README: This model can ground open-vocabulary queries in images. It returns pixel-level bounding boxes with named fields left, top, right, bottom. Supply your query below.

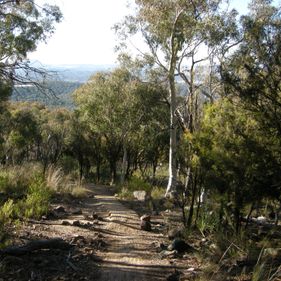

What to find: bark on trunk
left=110, top=161, right=117, bottom=186
left=166, top=75, right=177, bottom=196
left=120, top=145, right=127, bottom=185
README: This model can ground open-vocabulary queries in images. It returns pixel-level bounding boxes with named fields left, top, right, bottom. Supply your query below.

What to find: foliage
left=74, top=67, right=169, bottom=184
left=0, top=199, right=15, bottom=225
left=221, top=0, right=281, bottom=139
left=151, top=186, right=165, bottom=200
left=123, top=176, right=152, bottom=193
left=0, top=1, right=62, bottom=86
left=21, top=177, right=51, bottom=219
left=197, top=98, right=281, bottom=229
left=12, top=80, right=81, bottom=108
left=0, top=165, right=51, bottom=246
left=117, top=187, right=135, bottom=200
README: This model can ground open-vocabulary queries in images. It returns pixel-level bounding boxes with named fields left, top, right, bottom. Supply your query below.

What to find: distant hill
left=11, top=64, right=115, bottom=108
left=12, top=80, right=82, bottom=108
left=46, top=64, right=115, bottom=83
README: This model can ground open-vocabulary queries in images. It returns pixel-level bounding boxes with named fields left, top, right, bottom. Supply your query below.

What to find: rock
left=140, top=214, right=151, bottom=231
left=257, top=216, right=267, bottom=224
left=151, top=241, right=167, bottom=252
left=133, top=190, right=148, bottom=201
left=140, top=214, right=151, bottom=222
left=92, top=212, right=103, bottom=221
left=170, top=238, right=193, bottom=253
left=72, top=220, right=81, bottom=227
left=83, top=214, right=91, bottom=220
left=168, top=228, right=183, bottom=240
left=62, top=220, right=71, bottom=226
left=71, top=209, right=82, bottom=215
left=160, top=242, right=167, bottom=250
left=54, top=206, right=66, bottom=213
left=92, top=212, right=99, bottom=220
left=140, top=220, right=151, bottom=231
left=160, top=250, right=178, bottom=259
left=166, top=270, right=181, bottom=281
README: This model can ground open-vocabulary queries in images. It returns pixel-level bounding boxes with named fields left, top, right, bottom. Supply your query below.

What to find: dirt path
left=1, top=184, right=195, bottom=281
left=90, top=184, right=177, bottom=281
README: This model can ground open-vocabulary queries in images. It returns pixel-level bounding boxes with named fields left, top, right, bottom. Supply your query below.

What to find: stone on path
left=133, top=190, right=148, bottom=201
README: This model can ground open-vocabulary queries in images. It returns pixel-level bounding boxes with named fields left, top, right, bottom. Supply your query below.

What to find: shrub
left=118, top=187, right=135, bottom=200
left=151, top=186, right=165, bottom=200
left=22, top=177, right=52, bottom=219
left=0, top=199, right=15, bottom=224
left=71, top=185, right=88, bottom=198
left=125, top=176, right=152, bottom=192
left=45, top=165, right=64, bottom=192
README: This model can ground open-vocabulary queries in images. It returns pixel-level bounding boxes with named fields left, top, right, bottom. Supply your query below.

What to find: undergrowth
left=0, top=163, right=85, bottom=246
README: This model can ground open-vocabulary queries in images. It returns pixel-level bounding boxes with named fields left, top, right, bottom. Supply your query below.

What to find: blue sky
left=28, top=0, right=279, bottom=66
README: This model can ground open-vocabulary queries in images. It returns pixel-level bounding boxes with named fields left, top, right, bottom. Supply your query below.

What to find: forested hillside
left=11, top=64, right=114, bottom=108
left=0, top=0, right=281, bottom=280
left=12, top=81, right=80, bottom=108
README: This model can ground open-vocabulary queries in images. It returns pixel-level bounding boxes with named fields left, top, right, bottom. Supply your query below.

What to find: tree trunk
left=96, top=163, right=100, bottom=183
left=120, top=145, right=127, bottom=185
left=166, top=74, right=177, bottom=196
left=79, top=157, right=83, bottom=184
left=187, top=172, right=197, bottom=228
left=110, top=161, right=117, bottom=186
left=152, top=161, right=157, bottom=179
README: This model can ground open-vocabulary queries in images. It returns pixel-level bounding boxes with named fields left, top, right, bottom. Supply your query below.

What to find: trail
left=90, top=184, right=176, bottom=281
left=1, top=184, right=194, bottom=281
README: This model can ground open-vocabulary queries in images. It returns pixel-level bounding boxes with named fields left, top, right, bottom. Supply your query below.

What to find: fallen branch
left=0, top=238, right=72, bottom=256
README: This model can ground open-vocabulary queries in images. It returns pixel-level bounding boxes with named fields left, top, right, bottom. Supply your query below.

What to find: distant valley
left=12, top=64, right=115, bottom=108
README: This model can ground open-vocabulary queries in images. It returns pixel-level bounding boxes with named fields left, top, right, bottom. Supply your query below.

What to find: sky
left=28, top=0, right=278, bottom=66
left=29, top=0, right=131, bottom=65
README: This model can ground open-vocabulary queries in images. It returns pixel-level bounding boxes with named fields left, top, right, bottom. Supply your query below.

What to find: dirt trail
left=2, top=184, right=193, bottom=281
left=90, top=184, right=176, bottom=281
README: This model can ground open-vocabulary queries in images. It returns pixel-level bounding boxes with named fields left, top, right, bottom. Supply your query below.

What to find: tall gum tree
left=115, top=0, right=238, bottom=196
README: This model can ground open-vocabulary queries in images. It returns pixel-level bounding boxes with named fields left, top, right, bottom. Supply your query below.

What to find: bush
left=22, top=177, right=52, bottom=219
left=151, top=186, right=165, bottom=200
left=124, top=176, right=153, bottom=192
left=0, top=163, right=43, bottom=200
left=71, top=185, right=88, bottom=198
left=118, top=187, right=135, bottom=200
left=117, top=176, right=153, bottom=200
left=0, top=199, right=15, bottom=224
left=0, top=170, right=28, bottom=199
left=0, top=166, right=52, bottom=221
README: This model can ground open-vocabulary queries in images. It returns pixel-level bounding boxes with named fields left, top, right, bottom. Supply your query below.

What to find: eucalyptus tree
left=39, top=108, right=72, bottom=173
left=115, top=0, right=238, bottom=196
left=221, top=0, right=281, bottom=140
left=7, top=102, right=41, bottom=164
left=74, top=68, right=143, bottom=185
left=74, top=68, right=169, bottom=184
left=0, top=0, right=62, bottom=89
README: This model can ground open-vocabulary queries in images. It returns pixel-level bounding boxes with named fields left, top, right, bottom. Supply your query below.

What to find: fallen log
left=0, top=238, right=72, bottom=256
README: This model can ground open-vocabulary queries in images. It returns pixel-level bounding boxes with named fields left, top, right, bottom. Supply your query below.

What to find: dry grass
left=71, top=185, right=88, bottom=198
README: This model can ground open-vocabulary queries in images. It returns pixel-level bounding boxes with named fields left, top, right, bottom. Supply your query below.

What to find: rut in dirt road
left=90, top=184, right=178, bottom=281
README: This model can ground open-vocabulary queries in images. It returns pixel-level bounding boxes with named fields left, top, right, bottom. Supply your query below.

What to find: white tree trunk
left=166, top=76, right=177, bottom=196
